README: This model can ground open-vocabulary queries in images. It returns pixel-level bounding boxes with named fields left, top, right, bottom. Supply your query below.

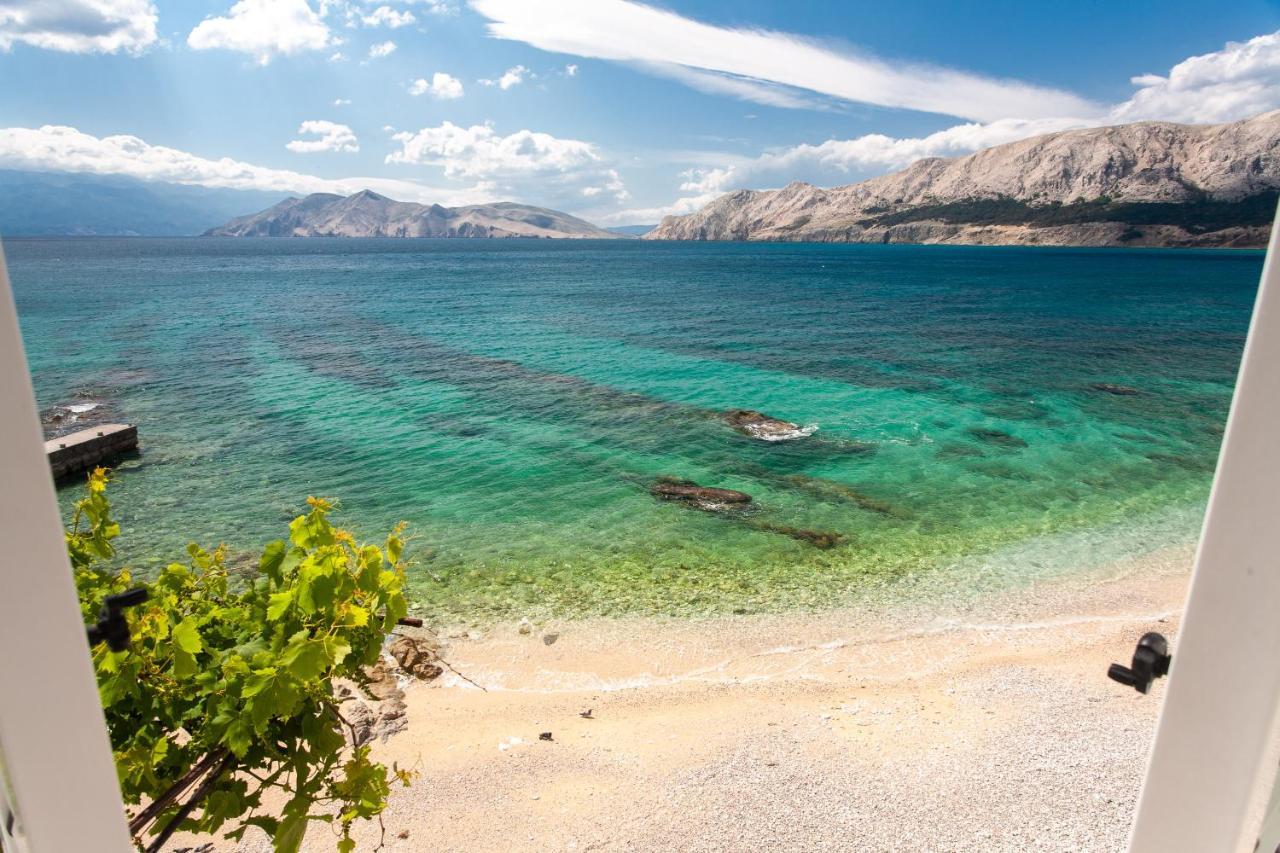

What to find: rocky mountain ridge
left=646, top=111, right=1280, bottom=247
left=207, top=190, right=616, bottom=239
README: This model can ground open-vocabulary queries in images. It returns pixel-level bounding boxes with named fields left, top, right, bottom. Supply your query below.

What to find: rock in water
left=651, top=477, right=753, bottom=512
left=1092, top=383, right=1141, bottom=396
left=968, top=427, right=1029, bottom=448
left=748, top=520, right=845, bottom=549
left=725, top=410, right=817, bottom=442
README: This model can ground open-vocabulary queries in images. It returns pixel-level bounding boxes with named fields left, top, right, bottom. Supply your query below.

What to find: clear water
left=7, top=238, right=1261, bottom=620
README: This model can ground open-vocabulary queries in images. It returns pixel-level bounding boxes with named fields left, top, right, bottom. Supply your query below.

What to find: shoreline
left=191, top=543, right=1194, bottom=852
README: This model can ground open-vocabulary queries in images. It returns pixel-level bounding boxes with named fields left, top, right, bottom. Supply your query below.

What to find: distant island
left=206, top=190, right=619, bottom=239
left=647, top=110, right=1280, bottom=248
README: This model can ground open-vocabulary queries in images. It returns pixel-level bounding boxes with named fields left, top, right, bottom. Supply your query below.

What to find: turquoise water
left=6, top=238, right=1261, bottom=620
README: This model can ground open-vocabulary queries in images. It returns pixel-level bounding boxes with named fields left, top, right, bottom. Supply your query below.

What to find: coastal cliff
left=207, top=190, right=617, bottom=238
left=646, top=111, right=1280, bottom=247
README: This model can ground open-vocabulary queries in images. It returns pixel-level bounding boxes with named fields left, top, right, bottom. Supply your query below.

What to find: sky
left=0, top=1, right=1279, bottom=224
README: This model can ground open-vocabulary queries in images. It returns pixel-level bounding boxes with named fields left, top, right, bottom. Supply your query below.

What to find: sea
left=6, top=238, right=1262, bottom=621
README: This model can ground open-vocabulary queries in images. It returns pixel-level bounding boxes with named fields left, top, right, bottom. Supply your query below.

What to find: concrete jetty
left=45, top=424, right=138, bottom=480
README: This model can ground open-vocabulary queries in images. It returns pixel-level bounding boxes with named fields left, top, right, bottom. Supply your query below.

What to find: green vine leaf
left=68, top=470, right=411, bottom=853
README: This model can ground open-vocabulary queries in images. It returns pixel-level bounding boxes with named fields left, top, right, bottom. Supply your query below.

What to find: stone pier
left=45, top=424, right=138, bottom=480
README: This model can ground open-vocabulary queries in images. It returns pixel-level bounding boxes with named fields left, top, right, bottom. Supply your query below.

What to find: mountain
left=206, top=190, right=617, bottom=239
left=0, top=170, right=289, bottom=236
left=647, top=111, right=1280, bottom=248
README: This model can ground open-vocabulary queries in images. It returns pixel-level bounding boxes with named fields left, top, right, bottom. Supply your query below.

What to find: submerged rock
left=779, top=474, right=902, bottom=517
left=748, top=520, right=845, bottom=549
left=651, top=477, right=753, bottom=512
left=968, top=427, right=1028, bottom=448
left=725, top=409, right=817, bottom=442
left=1092, top=383, right=1141, bottom=396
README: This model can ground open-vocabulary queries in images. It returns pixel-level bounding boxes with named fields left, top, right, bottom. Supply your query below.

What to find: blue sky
left=1, top=0, right=1279, bottom=223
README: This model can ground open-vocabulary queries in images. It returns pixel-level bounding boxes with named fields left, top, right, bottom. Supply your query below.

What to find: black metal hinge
left=85, top=588, right=149, bottom=652
left=1108, top=632, right=1172, bottom=694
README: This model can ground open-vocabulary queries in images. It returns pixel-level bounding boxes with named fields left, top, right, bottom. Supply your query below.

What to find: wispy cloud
left=0, top=0, right=158, bottom=55
left=469, top=0, right=1100, bottom=122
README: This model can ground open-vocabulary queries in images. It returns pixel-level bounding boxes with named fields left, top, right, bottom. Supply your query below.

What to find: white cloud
left=479, top=64, right=528, bottom=89
left=361, top=5, right=414, bottom=28
left=409, top=72, right=464, bottom=99
left=286, top=120, right=359, bottom=154
left=599, top=189, right=719, bottom=224
left=469, top=0, right=1100, bottom=122
left=677, top=166, right=734, bottom=194
left=188, top=0, right=334, bottom=65
left=387, top=121, right=599, bottom=177
left=333, top=97, right=352, bottom=106
left=0, top=123, right=494, bottom=205
left=0, top=0, right=157, bottom=54
left=581, top=169, right=628, bottom=200
left=328, top=50, right=347, bottom=62
left=392, top=0, right=456, bottom=14
left=385, top=120, right=629, bottom=206
left=1110, top=32, right=1280, bottom=125
left=367, top=39, right=396, bottom=58
left=747, top=117, right=1089, bottom=180
left=643, top=61, right=822, bottom=110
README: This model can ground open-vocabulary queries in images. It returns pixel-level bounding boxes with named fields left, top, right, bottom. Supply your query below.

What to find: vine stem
left=128, top=748, right=229, bottom=837
left=144, top=752, right=236, bottom=853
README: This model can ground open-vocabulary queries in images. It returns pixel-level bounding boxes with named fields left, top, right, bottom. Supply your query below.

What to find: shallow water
left=7, top=238, right=1260, bottom=620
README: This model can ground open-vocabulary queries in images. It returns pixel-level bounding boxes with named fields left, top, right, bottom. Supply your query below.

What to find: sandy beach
left=177, top=546, right=1192, bottom=853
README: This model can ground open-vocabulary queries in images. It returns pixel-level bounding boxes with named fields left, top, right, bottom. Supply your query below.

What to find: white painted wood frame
left=0, top=247, right=133, bottom=852
left=1128, top=207, right=1280, bottom=851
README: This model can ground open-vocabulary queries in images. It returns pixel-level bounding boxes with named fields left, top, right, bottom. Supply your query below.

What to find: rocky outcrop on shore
left=335, top=632, right=444, bottom=747
left=647, top=111, right=1280, bottom=248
